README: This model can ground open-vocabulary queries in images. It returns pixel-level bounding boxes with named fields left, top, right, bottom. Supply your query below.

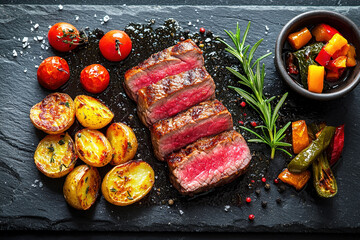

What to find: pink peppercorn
left=240, top=101, right=246, bottom=107
left=199, top=27, right=205, bottom=34
left=251, top=121, right=257, bottom=127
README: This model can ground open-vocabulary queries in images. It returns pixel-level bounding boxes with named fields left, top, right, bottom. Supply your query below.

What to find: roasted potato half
left=34, top=133, right=77, bottom=178
left=74, top=95, right=114, bottom=129
left=75, top=128, right=113, bottom=167
left=30, top=93, right=75, bottom=134
left=102, top=160, right=155, bottom=206
left=63, top=165, right=101, bottom=210
left=106, top=123, right=138, bottom=165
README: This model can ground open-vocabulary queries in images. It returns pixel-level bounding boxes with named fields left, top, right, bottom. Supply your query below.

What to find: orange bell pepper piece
left=347, top=45, right=357, bottom=67
left=288, top=27, right=312, bottom=50
left=292, top=120, right=310, bottom=154
left=326, top=56, right=347, bottom=71
left=312, top=24, right=340, bottom=42
left=307, top=65, right=324, bottom=93
left=278, top=168, right=311, bottom=191
left=323, top=33, right=348, bottom=56
left=332, top=44, right=350, bottom=59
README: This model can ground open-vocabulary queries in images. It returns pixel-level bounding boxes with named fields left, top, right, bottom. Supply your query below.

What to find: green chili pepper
left=293, top=42, right=324, bottom=87
left=288, top=126, right=336, bottom=173
left=312, top=152, right=338, bottom=198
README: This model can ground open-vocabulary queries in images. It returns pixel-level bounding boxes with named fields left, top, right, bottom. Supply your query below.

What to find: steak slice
left=150, top=99, right=233, bottom=161
left=167, top=130, right=251, bottom=195
left=124, top=39, right=204, bottom=101
left=137, top=67, right=216, bottom=127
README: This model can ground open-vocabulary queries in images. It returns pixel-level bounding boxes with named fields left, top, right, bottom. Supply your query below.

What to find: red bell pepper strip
left=332, top=44, right=350, bottom=59
left=312, top=24, right=340, bottom=42
left=327, top=124, right=345, bottom=166
left=315, top=47, right=332, bottom=66
left=325, top=56, right=347, bottom=71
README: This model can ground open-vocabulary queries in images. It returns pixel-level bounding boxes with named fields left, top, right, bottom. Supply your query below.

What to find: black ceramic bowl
left=275, top=10, right=360, bottom=101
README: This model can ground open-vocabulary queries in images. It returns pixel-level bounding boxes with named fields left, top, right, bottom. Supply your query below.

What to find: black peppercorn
left=276, top=198, right=282, bottom=204
left=264, top=183, right=271, bottom=190
left=255, top=189, right=261, bottom=196
left=278, top=185, right=286, bottom=193
left=261, top=201, right=267, bottom=208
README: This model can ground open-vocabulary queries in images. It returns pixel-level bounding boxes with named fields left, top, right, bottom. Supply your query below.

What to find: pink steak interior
left=177, top=142, right=250, bottom=190
left=132, top=58, right=200, bottom=93
left=160, top=115, right=232, bottom=156
left=149, top=84, right=214, bottom=123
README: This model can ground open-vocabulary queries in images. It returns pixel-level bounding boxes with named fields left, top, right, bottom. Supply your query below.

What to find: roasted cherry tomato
left=37, top=56, right=70, bottom=90
left=80, top=64, right=110, bottom=94
left=48, top=22, right=81, bottom=52
left=99, top=30, right=132, bottom=62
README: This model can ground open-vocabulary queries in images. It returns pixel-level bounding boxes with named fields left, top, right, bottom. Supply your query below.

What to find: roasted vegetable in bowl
left=30, top=93, right=76, bottom=134
left=75, top=128, right=113, bottom=167
left=106, top=122, right=138, bottom=165
left=285, top=23, right=357, bottom=93
left=34, top=133, right=77, bottom=178
left=74, top=95, right=114, bottom=129
left=63, top=165, right=101, bottom=210
left=102, top=160, right=155, bottom=206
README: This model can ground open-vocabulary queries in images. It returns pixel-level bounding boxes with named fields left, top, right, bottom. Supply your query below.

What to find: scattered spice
left=278, top=185, right=286, bottom=193
left=199, top=27, right=205, bottom=34
left=264, top=183, right=271, bottom=190
left=243, top=113, right=247, bottom=117
left=168, top=199, right=174, bottom=205
left=276, top=198, right=282, bottom=204
left=255, top=189, right=261, bottom=196
left=180, top=36, right=185, bottom=41
left=248, top=214, right=255, bottom=221
left=261, top=177, right=266, bottom=183
left=274, top=178, right=279, bottom=184
left=251, top=121, right=257, bottom=127
left=240, top=101, right=246, bottom=107
left=261, top=201, right=268, bottom=208
left=245, top=197, right=251, bottom=203
left=238, top=121, right=244, bottom=125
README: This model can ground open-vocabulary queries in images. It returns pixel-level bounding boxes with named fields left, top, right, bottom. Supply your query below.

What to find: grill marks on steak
left=150, top=100, right=233, bottom=161
left=167, top=130, right=251, bottom=195
left=124, top=39, right=204, bottom=101
left=137, top=67, right=216, bottom=127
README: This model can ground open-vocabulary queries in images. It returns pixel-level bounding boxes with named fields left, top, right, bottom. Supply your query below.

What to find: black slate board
left=1, top=4, right=360, bottom=232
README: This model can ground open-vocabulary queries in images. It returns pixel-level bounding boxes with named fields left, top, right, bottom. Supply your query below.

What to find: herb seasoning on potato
left=63, top=165, right=101, bottom=210
left=74, top=95, right=114, bottom=129
left=34, top=133, right=77, bottom=178
left=75, top=128, right=113, bottom=167
left=102, top=160, right=155, bottom=206
left=30, top=93, right=75, bottom=134
left=106, top=122, right=138, bottom=165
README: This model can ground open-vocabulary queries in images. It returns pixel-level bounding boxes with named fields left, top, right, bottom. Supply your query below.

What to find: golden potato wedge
left=75, top=128, right=113, bottom=167
left=106, top=123, right=138, bottom=165
left=30, top=93, right=75, bottom=134
left=74, top=95, right=114, bottom=129
left=63, top=165, right=101, bottom=210
left=102, top=160, right=155, bottom=206
left=34, top=133, right=77, bottom=178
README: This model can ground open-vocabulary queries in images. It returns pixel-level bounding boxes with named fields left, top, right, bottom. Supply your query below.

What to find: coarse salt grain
left=22, top=37, right=28, bottom=43
left=24, top=68, right=27, bottom=73
left=37, top=36, right=43, bottom=41
left=34, top=23, right=39, bottom=29
left=75, top=15, right=79, bottom=21
left=179, top=210, right=184, bottom=215
left=12, top=50, right=17, bottom=57
left=224, top=205, right=230, bottom=212
left=58, top=4, right=63, bottom=10
left=103, top=15, right=110, bottom=23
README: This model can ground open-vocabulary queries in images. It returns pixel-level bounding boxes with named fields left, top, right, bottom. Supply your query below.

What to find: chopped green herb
left=50, top=154, right=55, bottom=163
left=85, top=176, right=88, bottom=183
left=77, top=133, right=81, bottom=138
left=60, top=164, right=69, bottom=172
left=58, top=139, right=65, bottom=145
left=127, top=190, right=133, bottom=200
left=64, top=102, right=70, bottom=108
left=48, top=144, right=54, bottom=152
left=127, top=142, right=132, bottom=149
left=110, top=187, right=117, bottom=192
left=85, top=186, right=89, bottom=194
left=118, top=175, right=123, bottom=179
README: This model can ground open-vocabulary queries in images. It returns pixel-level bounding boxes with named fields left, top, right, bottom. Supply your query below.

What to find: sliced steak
left=137, top=67, right=216, bottom=127
left=124, top=39, right=204, bottom=101
left=167, top=130, right=251, bottom=195
left=150, top=99, right=233, bottom=161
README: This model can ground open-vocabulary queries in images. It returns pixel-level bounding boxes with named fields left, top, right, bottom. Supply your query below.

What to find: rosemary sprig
left=218, top=22, right=292, bottom=159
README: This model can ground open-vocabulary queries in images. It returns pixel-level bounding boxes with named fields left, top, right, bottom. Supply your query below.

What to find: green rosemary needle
left=218, top=22, right=292, bottom=159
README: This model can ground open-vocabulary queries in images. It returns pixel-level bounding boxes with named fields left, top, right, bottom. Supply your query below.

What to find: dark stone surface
left=0, top=4, right=360, bottom=233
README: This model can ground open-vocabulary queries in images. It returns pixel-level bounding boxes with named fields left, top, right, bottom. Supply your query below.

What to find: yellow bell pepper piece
left=308, top=65, right=324, bottom=93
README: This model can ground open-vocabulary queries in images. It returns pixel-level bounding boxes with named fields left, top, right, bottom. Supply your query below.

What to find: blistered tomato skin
left=80, top=64, right=110, bottom=94
left=48, top=22, right=80, bottom=52
left=37, top=56, right=70, bottom=90
left=99, top=30, right=132, bottom=62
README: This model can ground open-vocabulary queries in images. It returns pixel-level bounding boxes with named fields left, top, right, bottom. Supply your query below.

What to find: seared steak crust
left=167, top=130, right=251, bottom=195
left=124, top=39, right=204, bottom=101
left=137, top=67, right=215, bottom=127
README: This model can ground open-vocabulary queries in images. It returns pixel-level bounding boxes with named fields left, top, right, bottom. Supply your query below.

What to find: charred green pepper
left=293, top=42, right=324, bottom=87
left=288, top=126, right=336, bottom=173
left=312, top=152, right=338, bottom=198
